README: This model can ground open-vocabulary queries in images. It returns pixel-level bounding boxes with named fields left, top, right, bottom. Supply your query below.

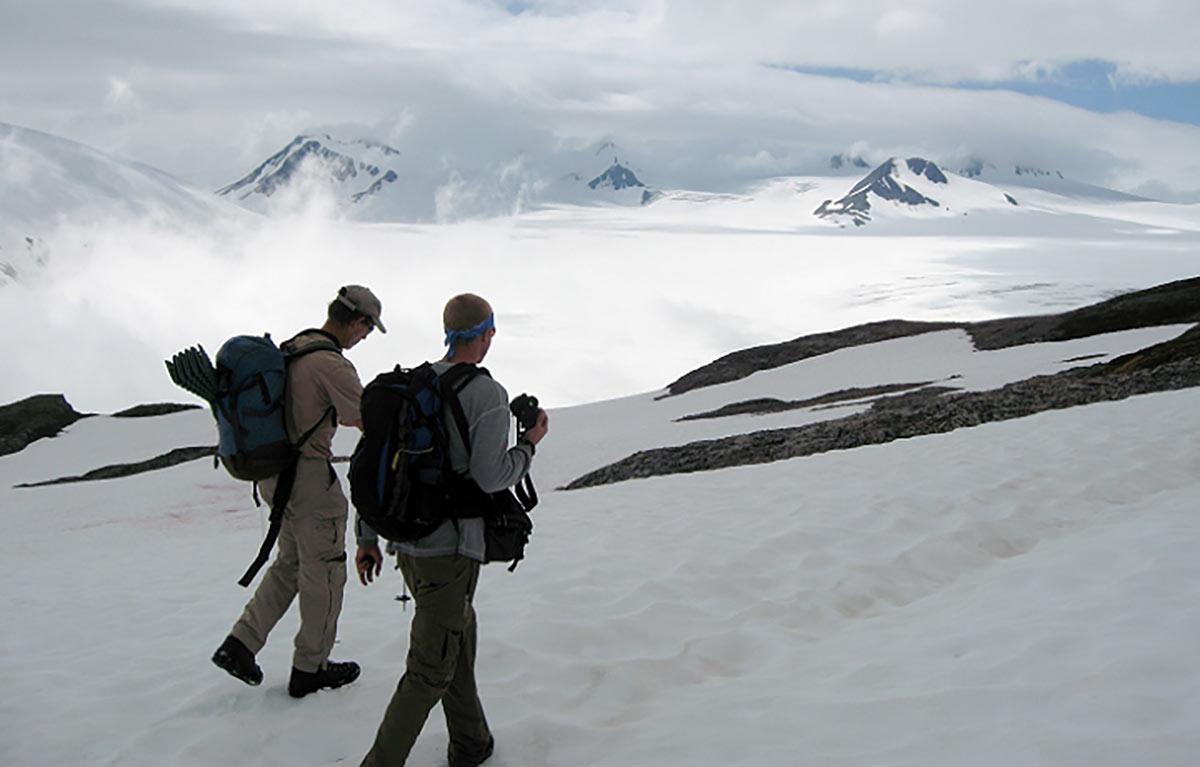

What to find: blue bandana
left=444, top=314, right=495, bottom=359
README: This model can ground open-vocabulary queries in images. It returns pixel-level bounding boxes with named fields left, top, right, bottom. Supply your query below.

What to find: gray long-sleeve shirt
left=356, top=362, right=534, bottom=561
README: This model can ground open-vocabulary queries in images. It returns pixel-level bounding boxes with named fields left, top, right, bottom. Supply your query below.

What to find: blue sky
left=785, top=60, right=1200, bottom=127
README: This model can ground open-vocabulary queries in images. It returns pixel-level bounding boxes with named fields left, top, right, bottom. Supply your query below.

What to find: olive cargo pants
left=230, top=458, right=349, bottom=673
left=362, top=554, right=492, bottom=766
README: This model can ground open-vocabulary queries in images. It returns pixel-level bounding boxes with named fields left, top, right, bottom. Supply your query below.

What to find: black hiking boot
left=288, top=660, right=361, bottom=698
left=211, top=635, right=263, bottom=686
left=448, top=735, right=494, bottom=767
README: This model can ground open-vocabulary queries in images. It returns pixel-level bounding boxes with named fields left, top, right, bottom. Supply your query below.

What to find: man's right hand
left=525, top=409, right=550, bottom=445
left=356, top=544, right=383, bottom=585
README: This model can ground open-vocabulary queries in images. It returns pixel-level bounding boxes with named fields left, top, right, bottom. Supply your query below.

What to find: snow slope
left=0, top=122, right=255, bottom=283
left=2, top=324, right=1199, bottom=766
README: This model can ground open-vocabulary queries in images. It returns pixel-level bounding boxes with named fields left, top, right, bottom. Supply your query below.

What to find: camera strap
left=514, top=473, right=538, bottom=512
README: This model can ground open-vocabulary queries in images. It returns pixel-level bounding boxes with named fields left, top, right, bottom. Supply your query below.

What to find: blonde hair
left=443, top=293, right=493, bottom=332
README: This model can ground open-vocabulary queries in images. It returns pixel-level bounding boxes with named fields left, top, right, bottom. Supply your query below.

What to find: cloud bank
left=1, top=0, right=1198, bottom=203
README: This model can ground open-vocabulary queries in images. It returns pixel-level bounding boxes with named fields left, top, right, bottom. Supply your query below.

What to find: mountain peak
left=815, top=157, right=946, bottom=226
left=588, top=158, right=645, bottom=191
left=216, top=134, right=402, bottom=207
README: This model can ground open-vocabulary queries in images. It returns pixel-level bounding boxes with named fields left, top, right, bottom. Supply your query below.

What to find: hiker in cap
left=212, top=285, right=385, bottom=698
left=356, top=293, right=549, bottom=767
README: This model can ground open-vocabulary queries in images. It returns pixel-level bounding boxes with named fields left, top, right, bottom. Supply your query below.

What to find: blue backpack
left=168, top=332, right=340, bottom=585
left=213, top=334, right=336, bottom=481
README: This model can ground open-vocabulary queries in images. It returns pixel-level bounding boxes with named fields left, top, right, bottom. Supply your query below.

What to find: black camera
left=510, top=393, right=540, bottom=433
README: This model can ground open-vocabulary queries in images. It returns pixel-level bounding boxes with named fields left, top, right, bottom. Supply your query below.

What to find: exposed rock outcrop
left=569, top=279, right=1200, bottom=490
left=0, top=394, right=89, bottom=457
left=666, top=277, right=1200, bottom=396
left=15, top=446, right=217, bottom=487
left=566, top=348, right=1200, bottom=490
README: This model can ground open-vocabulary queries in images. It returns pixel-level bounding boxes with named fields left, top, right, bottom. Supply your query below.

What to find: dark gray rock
left=666, top=277, right=1200, bottom=395
left=677, top=382, right=936, bottom=421
left=112, top=403, right=203, bottom=418
left=15, top=446, right=217, bottom=487
left=906, top=158, right=948, bottom=184
left=588, top=159, right=645, bottom=191
left=569, top=278, right=1200, bottom=490
left=0, top=394, right=89, bottom=457
left=565, top=352, right=1200, bottom=491
left=665, top=320, right=960, bottom=396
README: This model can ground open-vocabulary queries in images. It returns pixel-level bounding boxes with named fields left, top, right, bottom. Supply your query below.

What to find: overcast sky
left=3, top=0, right=1200, bottom=200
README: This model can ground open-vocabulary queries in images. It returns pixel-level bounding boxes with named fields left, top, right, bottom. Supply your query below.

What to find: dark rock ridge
left=15, top=446, right=217, bottom=487
left=0, top=395, right=89, bottom=457
left=1015, top=166, right=1064, bottom=179
left=665, top=320, right=962, bottom=396
left=959, top=159, right=1063, bottom=180
left=112, top=403, right=202, bottom=418
left=565, top=337, right=1200, bottom=491
left=666, top=277, right=1200, bottom=396
left=814, top=157, right=946, bottom=226
left=588, top=158, right=645, bottom=191
left=2, top=397, right=199, bottom=458
left=677, top=382, right=936, bottom=421
left=565, top=278, right=1200, bottom=490
left=351, top=169, right=399, bottom=203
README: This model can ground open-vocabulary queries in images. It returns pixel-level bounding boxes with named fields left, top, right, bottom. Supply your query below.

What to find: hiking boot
left=211, top=635, right=263, bottom=686
left=448, top=735, right=494, bottom=767
left=288, top=660, right=361, bottom=698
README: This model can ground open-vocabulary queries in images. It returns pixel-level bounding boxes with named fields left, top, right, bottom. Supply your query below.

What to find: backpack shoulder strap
left=439, top=363, right=489, bottom=450
left=282, top=329, right=342, bottom=361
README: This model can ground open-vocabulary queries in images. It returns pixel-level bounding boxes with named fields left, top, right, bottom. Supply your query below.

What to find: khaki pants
left=362, top=554, right=491, bottom=766
left=230, top=458, right=348, bottom=673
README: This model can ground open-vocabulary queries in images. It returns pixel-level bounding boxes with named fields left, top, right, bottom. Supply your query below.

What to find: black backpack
left=349, top=362, right=490, bottom=542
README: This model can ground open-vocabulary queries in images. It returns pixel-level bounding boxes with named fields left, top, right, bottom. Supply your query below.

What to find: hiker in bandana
left=356, top=293, right=549, bottom=767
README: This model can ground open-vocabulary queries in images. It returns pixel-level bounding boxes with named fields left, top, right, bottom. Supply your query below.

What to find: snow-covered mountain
left=215, top=134, right=403, bottom=214
left=216, top=135, right=661, bottom=220
left=587, top=157, right=645, bottom=192
left=0, top=122, right=252, bottom=286
left=814, top=157, right=1019, bottom=227
left=583, top=156, right=658, bottom=205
